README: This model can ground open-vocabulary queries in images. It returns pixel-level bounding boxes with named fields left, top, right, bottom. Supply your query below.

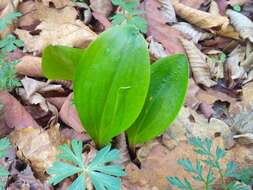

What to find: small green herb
left=219, top=52, right=226, bottom=62
left=232, top=4, right=241, bottom=12
left=167, top=137, right=250, bottom=190
left=47, top=140, right=126, bottom=190
left=111, top=0, right=147, bottom=33
left=0, top=12, right=23, bottom=91
left=0, top=138, right=11, bottom=190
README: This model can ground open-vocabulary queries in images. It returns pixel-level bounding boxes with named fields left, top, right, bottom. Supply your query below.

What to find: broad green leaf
left=42, top=45, right=84, bottom=80
left=127, top=54, right=188, bottom=146
left=74, top=25, right=150, bottom=147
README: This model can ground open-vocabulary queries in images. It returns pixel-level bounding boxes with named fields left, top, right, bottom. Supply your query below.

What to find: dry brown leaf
left=241, top=51, right=253, bottom=71
left=0, top=91, right=40, bottom=129
left=172, top=1, right=239, bottom=39
left=158, top=0, right=177, bottom=24
left=17, top=0, right=40, bottom=30
left=172, top=0, right=229, bottom=28
left=234, top=133, right=253, bottom=145
left=90, top=0, right=112, bottom=17
left=114, top=133, right=130, bottom=166
left=225, top=45, right=246, bottom=80
left=60, top=93, right=84, bottom=133
left=172, top=22, right=212, bottom=43
left=15, top=5, right=97, bottom=53
left=40, top=0, right=71, bottom=8
left=144, top=0, right=185, bottom=55
left=185, top=79, right=202, bottom=109
left=16, top=55, right=43, bottom=77
left=178, top=0, right=205, bottom=8
left=47, top=96, right=66, bottom=110
left=10, top=125, right=66, bottom=180
left=226, top=9, right=253, bottom=43
left=180, top=38, right=217, bottom=87
left=148, top=37, right=167, bottom=60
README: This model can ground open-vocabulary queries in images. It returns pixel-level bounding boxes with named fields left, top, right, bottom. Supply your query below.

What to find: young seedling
left=167, top=137, right=250, bottom=190
left=47, top=140, right=126, bottom=190
left=0, top=12, right=23, bottom=90
left=42, top=0, right=188, bottom=149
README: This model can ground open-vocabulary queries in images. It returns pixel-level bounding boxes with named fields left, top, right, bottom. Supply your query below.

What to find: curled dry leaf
left=148, top=37, right=167, bottom=60
left=172, top=22, right=212, bottom=43
left=234, top=133, right=253, bottom=145
left=158, top=0, right=177, bottom=24
left=15, top=55, right=43, bottom=77
left=41, top=0, right=71, bottom=8
left=226, top=9, right=253, bottom=43
left=172, top=0, right=228, bottom=28
left=145, top=0, right=185, bottom=55
left=172, top=1, right=239, bottom=39
left=10, top=125, right=66, bottom=180
left=59, top=93, right=84, bottom=133
left=15, top=5, right=97, bottom=53
left=90, top=0, right=112, bottom=17
left=225, top=45, right=246, bottom=80
left=0, top=91, right=39, bottom=129
left=185, top=79, right=202, bottom=109
left=113, top=133, right=130, bottom=166
left=180, top=38, right=217, bottom=87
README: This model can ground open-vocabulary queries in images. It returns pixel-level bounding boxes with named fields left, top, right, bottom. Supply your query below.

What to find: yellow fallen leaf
left=10, top=125, right=67, bottom=180
left=209, top=0, right=220, bottom=16
left=179, top=38, right=217, bottom=87
left=226, top=9, right=253, bottom=43
left=15, top=5, right=97, bottom=53
left=16, top=56, right=43, bottom=77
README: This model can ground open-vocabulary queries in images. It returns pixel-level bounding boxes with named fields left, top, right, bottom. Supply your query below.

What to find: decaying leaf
left=90, top=0, right=112, bottom=17
left=241, top=51, right=253, bottom=71
left=172, top=0, right=239, bottom=39
left=225, top=45, right=246, bottom=80
left=59, top=93, right=84, bottom=133
left=15, top=56, right=43, bottom=77
left=234, top=133, right=253, bottom=145
left=148, top=37, right=167, bottom=59
left=10, top=125, right=66, bottom=180
left=41, top=0, right=71, bottom=8
left=180, top=38, right=216, bottom=87
left=145, top=0, right=185, bottom=55
left=226, top=9, right=253, bottom=42
left=209, top=0, right=220, bottom=16
left=158, top=0, right=177, bottom=24
left=15, top=5, right=97, bottom=53
left=0, top=91, right=39, bottom=129
left=172, top=22, right=212, bottom=43
left=172, top=0, right=229, bottom=29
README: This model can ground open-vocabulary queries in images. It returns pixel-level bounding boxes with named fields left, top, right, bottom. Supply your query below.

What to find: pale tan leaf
left=40, top=0, right=71, bottom=8
left=15, top=56, right=43, bottom=77
left=180, top=38, right=217, bottom=87
left=90, top=0, right=112, bottom=17
left=234, top=133, right=253, bottom=145
left=10, top=125, right=66, bottom=180
left=158, top=0, right=177, bottom=24
left=172, top=22, right=212, bottom=43
left=172, top=0, right=229, bottom=29
left=209, top=0, right=220, bottom=16
left=225, top=45, right=246, bottom=80
left=241, top=51, right=253, bottom=71
left=148, top=37, right=167, bottom=60
left=226, top=9, right=253, bottom=42
left=15, top=5, right=97, bottom=53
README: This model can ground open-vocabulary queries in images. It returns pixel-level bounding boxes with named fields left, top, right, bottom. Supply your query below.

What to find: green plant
left=0, top=12, right=23, bottom=90
left=111, top=0, right=147, bottom=33
left=0, top=138, right=11, bottom=190
left=232, top=4, right=241, bottom=12
left=42, top=25, right=188, bottom=149
left=47, top=140, right=126, bottom=190
left=167, top=137, right=250, bottom=190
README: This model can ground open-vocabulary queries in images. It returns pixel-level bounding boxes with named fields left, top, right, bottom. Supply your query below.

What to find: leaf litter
left=1, top=0, right=253, bottom=189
